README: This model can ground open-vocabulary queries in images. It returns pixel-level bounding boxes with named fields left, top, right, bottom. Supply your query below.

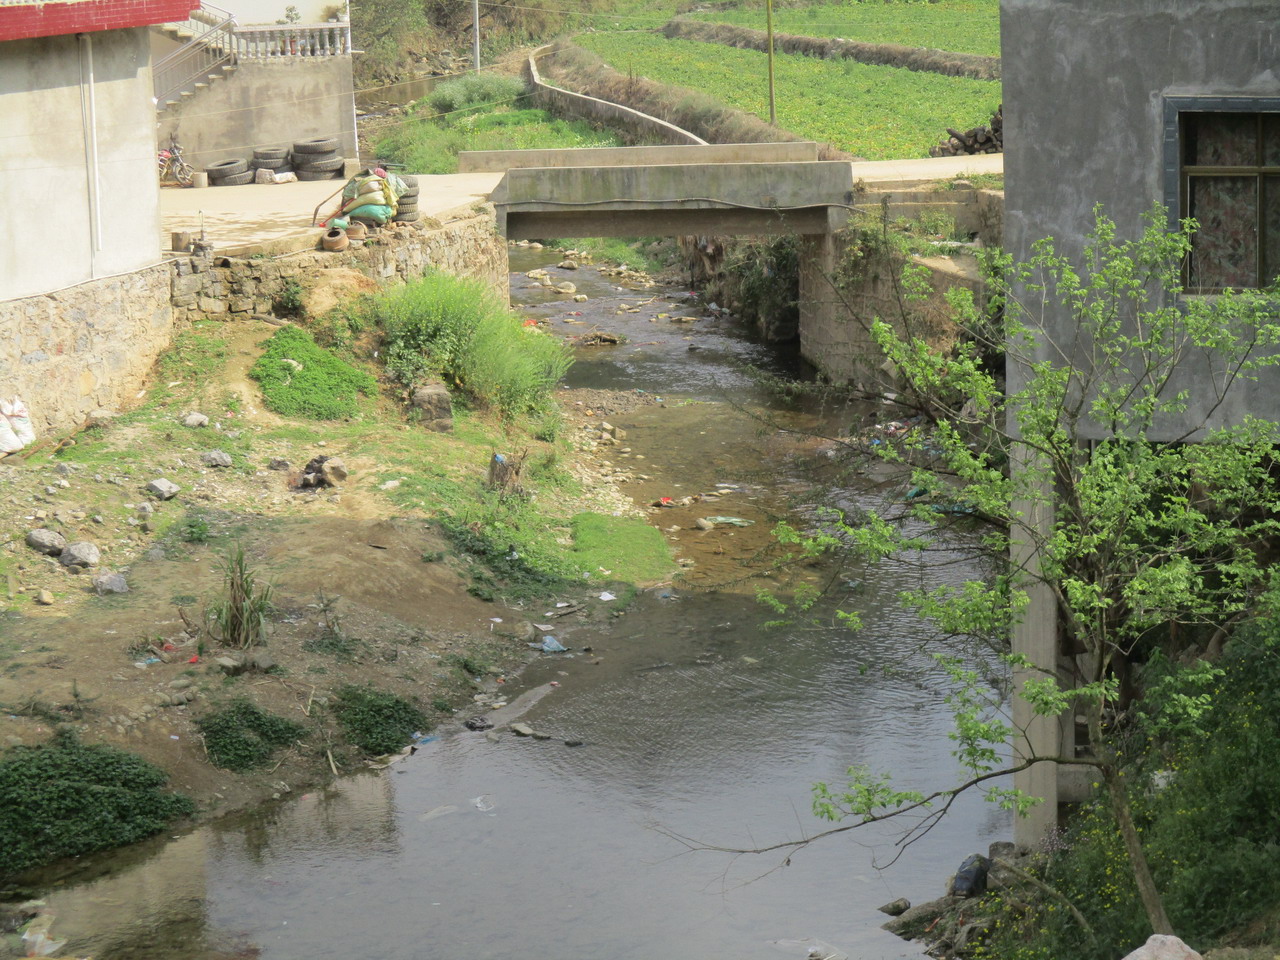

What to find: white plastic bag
left=5, top=395, right=36, bottom=447
left=0, top=399, right=22, bottom=453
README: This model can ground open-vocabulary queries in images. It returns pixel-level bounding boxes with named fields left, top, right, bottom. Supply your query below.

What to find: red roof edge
left=0, top=0, right=201, bottom=43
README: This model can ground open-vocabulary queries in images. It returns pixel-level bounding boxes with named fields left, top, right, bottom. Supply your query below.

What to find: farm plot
left=574, top=32, right=1000, bottom=159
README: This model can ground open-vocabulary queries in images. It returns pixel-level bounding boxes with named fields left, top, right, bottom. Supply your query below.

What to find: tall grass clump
left=426, top=72, right=527, bottom=116
left=358, top=273, right=572, bottom=418
left=209, top=543, right=274, bottom=649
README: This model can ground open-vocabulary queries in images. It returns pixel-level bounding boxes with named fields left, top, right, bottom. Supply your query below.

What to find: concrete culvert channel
left=14, top=248, right=1005, bottom=960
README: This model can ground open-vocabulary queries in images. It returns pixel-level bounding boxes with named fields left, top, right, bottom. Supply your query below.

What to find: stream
left=20, top=250, right=1008, bottom=960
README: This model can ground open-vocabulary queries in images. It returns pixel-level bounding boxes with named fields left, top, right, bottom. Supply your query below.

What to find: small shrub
left=208, top=543, right=274, bottom=649
left=0, top=729, right=194, bottom=876
left=181, top=515, right=212, bottom=544
left=426, top=73, right=527, bottom=115
left=354, top=273, right=572, bottom=418
left=276, top=280, right=304, bottom=315
left=334, top=685, right=428, bottom=755
left=249, top=326, right=377, bottom=420
left=197, top=700, right=305, bottom=772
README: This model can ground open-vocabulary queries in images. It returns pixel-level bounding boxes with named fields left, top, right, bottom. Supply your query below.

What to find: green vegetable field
left=688, top=0, right=1001, bottom=58
left=574, top=32, right=1001, bottom=158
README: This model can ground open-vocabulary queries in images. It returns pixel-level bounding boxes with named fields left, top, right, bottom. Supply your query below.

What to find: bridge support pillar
left=797, top=232, right=880, bottom=389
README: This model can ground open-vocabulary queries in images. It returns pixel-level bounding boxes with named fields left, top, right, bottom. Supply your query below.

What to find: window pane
left=1188, top=176, right=1258, bottom=289
left=1264, top=114, right=1280, bottom=166
left=1265, top=176, right=1280, bottom=286
left=1187, top=113, right=1257, bottom=165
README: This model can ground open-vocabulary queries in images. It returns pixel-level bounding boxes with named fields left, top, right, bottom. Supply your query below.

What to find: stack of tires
left=290, top=138, right=344, bottom=181
left=394, top=175, right=419, bottom=222
left=251, top=146, right=291, bottom=175
left=205, top=158, right=253, bottom=186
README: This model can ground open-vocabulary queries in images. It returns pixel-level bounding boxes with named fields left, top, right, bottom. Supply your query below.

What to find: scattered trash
left=769, top=938, right=849, bottom=960
left=489, top=617, right=503, bottom=623
left=169, top=735, right=180, bottom=740
left=534, top=623, right=554, bottom=631
left=951, top=854, right=990, bottom=897
left=463, top=717, right=494, bottom=731
left=418, top=804, right=458, bottom=822
left=472, top=795, right=496, bottom=813
left=535, top=636, right=567, bottom=653
left=704, top=516, right=754, bottom=526
left=187, top=655, right=200, bottom=663
left=20, top=915, right=65, bottom=957
left=598, top=591, right=616, bottom=602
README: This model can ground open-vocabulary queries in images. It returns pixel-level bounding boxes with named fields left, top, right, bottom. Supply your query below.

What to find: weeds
left=353, top=272, right=572, bottom=419
left=301, top=592, right=363, bottom=660
left=208, top=543, right=274, bottom=649
left=0, top=728, right=194, bottom=876
left=249, top=326, right=377, bottom=420
left=333, top=685, right=428, bottom=755
left=196, top=700, right=306, bottom=772
left=181, top=514, right=212, bottom=544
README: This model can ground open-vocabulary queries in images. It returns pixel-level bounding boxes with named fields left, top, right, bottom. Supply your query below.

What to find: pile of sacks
left=0, top=396, right=36, bottom=457
left=326, top=170, right=417, bottom=228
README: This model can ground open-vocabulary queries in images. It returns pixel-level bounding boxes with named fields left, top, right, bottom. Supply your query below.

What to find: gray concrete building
left=1002, top=0, right=1280, bottom=843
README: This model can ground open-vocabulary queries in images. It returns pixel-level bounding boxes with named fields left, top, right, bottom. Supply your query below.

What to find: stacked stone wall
left=0, top=209, right=509, bottom=439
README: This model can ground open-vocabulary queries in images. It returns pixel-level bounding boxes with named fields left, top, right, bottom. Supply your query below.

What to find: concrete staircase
left=152, top=3, right=238, bottom=113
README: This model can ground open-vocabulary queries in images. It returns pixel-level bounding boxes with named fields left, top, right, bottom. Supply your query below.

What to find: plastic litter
left=472, top=795, right=495, bottom=812
left=598, top=591, right=617, bottom=601
left=704, top=516, right=754, bottom=526
left=952, top=853, right=989, bottom=897
left=535, top=636, right=567, bottom=653
left=769, top=939, right=849, bottom=960
left=463, top=717, right=493, bottom=731
left=20, top=915, right=66, bottom=957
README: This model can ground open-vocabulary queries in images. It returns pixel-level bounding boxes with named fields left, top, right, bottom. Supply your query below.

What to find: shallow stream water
left=24, top=250, right=1008, bottom=960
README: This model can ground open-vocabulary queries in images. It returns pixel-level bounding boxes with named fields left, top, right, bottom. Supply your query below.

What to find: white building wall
left=0, top=28, right=160, bottom=301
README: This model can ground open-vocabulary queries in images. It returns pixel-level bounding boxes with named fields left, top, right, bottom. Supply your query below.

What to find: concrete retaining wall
left=459, top=141, right=820, bottom=172
left=525, top=47, right=706, bottom=147
left=0, top=210, right=507, bottom=439
left=158, top=57, right=357, bottom=171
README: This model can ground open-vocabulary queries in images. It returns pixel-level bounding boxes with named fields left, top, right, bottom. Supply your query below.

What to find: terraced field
left=574, top=32, right=1001, bottom=158
left=688, top=0, right=1001, bottom=57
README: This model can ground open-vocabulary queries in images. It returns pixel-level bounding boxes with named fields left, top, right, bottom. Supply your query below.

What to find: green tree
left=743, top=207, right=1280, bottom=938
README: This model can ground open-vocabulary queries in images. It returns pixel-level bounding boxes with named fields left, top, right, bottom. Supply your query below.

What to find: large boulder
left=26, top=529, right=66, bottom=556
left=60, top=542, right=100, bottom=569
left=1121, top=936, right=1203, bottom=960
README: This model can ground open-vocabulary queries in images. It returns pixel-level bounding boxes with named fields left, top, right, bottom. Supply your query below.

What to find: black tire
left=399, top=188, right=419, bottom=201
left=211, top=170, right=255, bottom=186
left=296, top=169, right=340, bottom=181
left=291, top=149, right=341, bottom=165
left=206, top=158, right=249, bottom=177
left=393, top=210, right=420, bottom=222
left=251, top=157, right=289, bottom=170
left=399, top=175, right=418, bottom=189
left=253, top=146, right=289, bottom=160
left=395, top=202, right=418, bottom=214
left=292, top=155, right=345, bottom=172
left=293, top=137, right=340, bottom=154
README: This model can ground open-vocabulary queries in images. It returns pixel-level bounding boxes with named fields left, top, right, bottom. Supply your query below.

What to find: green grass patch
left=574, top=32, right=1000, bottom=158
left=196, top=699, right=306, bottom=772
left=248, top=326, right=377, bottom=420
left=570, top=513, right=674, bottom=584
left=352, top=272, right=572, bottom=419
left=0, top=729, right=194, bottom=877
left=334, top=685, right=428, bottom=755
left=692, top=0, right=1001, bottom=57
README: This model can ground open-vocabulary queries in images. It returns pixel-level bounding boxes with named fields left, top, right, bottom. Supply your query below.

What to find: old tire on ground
left=211, top=170, right=255, bottom=186
left=292, top=155, right=345, bottom=172
left=398, top=175, right=418, bottom=189
left=399, top=189, right=419, bottom=202
left=253, top=146, right=289, bottom=160
left=394, top=202, right=418, bottom=214
left=251, top=157, right=289, bottom=170
left=393, top=210, right=420, bottom=222
left=293, top=137, right=340, bottom=154
left=296, top=169, right=340, bottom=181
left=206, top=158, right=249, bottom=178
left=291, top=149, right=340, bottom=166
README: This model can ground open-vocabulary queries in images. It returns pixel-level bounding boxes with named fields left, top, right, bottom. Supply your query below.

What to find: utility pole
left=473, top=0, right=481, bottom=71
left=765, top=0, right=776, bottom=124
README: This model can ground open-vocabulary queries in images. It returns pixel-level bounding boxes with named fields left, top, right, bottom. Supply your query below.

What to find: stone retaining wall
left=170, top=208, right=508, bottom=325
left=0, top=209, right=508, bottom=439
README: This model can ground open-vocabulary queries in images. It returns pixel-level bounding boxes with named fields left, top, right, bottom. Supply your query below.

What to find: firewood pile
left=929, top=104, right=1003, bottom=157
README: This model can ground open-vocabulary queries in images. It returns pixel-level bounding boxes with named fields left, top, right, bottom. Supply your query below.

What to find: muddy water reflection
left=35, top=254, right=1007, bottom=960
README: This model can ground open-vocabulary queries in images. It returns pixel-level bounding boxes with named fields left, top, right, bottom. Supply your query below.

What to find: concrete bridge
left=469, top=142, right=1002, bottom=385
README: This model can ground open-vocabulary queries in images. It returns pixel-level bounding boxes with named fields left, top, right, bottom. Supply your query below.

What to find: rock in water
left=1120, top=935, right=1204, bottom=960
left=951, top=853, right=989, bottom=897
left=878, top=898, right=910, bottom=917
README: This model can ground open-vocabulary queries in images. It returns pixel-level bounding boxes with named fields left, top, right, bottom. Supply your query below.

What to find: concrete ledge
left=525, top=45, right=706, bottom=147
left=459, top=141, right=821, bottom=172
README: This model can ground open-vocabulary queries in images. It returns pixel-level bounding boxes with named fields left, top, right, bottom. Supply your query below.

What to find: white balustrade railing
left=232, top=22, right=351, bottom=59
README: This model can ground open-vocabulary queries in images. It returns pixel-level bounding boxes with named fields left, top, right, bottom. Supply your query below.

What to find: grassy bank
left=689, top=0, right=1001, bottom=57
left=376, top=73, right=628, bottom=173
left=573, top=32, right=1000, bottom=158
